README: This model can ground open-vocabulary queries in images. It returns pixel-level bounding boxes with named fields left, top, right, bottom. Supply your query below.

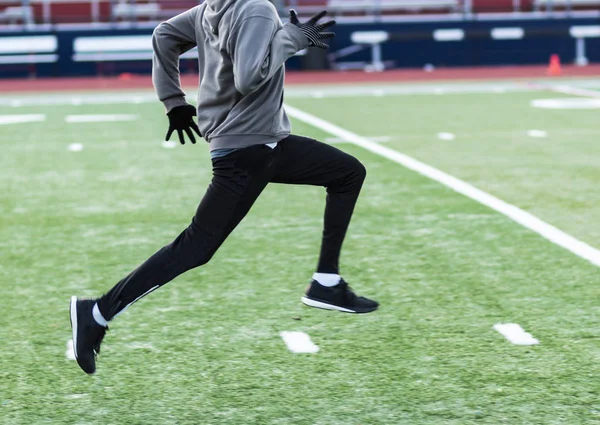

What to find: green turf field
left=1, top=79, right=599, bottom=424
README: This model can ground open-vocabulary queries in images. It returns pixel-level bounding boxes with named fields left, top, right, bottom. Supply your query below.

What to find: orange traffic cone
left=547, top=54, right=561, bottom=76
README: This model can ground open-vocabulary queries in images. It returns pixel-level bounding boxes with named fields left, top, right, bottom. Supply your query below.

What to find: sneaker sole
left=301, top=296, right=377, bottom=314
left=69, top=296, right=79, bottom=362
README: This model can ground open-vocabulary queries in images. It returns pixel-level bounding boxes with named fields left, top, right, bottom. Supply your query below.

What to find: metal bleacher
left=534, top=0, right=600, bottom=11
left=0, top=1, right=32, bottom=24
left=326, top=0, right=460, bottom=14
left=0, top=0, right=598, bottom=26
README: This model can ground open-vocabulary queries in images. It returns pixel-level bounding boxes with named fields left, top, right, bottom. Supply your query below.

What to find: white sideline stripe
left=66, top=339, right=76, bottom=360
left=0, top=114, right=45, bottom=125
left=493, top=324, right=539, bottom=346
left=161, top=141, right=177, bottom=149
left=2, top=80, right=600, bottom=108
left=285, top=104, right=600, bottom=268
left=0, top=81, right=554, bottom=108
left=65, top=114, right=139, bottom=123
left=279, top=331, right=319, bottom=353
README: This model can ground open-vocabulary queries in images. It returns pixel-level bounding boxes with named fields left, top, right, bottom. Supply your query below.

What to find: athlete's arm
left=152, top=7, right=199, bottom=112
left=229, top=4, right=308, bottom=96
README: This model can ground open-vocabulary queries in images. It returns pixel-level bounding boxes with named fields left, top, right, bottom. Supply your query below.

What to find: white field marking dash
left=0, top=114, right=45, bottom=125
left=65, top=114, right=139, bottom=123
left=285, top=104, right=600, bottom=268
left=280, top=331, right=319, bottom=353
left=66, top=339, right=76, bottom=360
left=65, top=394, right=88, bottom=400
left=531, top=98, right=600, bottom=110
left=493, top=323, right=539, bottom=346
left=68, top=143, right=84, bottom=152
left=436, top=132, right=456, bottom=141
left=527, top=129, right=547, bottom=138
left=161, top=140, right=177, bottom=149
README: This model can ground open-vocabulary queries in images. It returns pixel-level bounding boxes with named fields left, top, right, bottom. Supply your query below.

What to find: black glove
left=289, top=9, right=335, bottom=50
left=166, top=104, right=202, bottom=145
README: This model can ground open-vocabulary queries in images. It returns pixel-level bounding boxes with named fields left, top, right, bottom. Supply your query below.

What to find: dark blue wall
left=0, top=17, right=598, bottom=78
left=329, top=18, right=600, bottom=68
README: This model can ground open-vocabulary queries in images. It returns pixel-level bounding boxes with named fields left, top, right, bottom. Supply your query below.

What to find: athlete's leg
left=271, top=135, right=366, bottom=274
left=71, top=145, right=278, bottom=374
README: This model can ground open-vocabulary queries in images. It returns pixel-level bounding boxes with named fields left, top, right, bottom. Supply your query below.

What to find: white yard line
left=280, top=331, right=319, bottom=353
left=493, top=324, right=539, bottom=346
left=285, top=104, right=600, bottom=268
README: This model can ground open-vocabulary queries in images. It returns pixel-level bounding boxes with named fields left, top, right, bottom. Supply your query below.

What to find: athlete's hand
left=289, top=9, right=335, bottom=50
left=166, top=104, right=202, bottom=145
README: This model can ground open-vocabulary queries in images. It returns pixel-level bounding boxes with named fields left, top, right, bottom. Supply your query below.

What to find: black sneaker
left=69, top=296, right=108, bottom=375
left=301, top=279, right=379, bottom=314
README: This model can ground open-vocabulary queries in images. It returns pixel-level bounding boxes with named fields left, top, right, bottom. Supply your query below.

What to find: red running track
left=0, top=65, right=599, bottom=93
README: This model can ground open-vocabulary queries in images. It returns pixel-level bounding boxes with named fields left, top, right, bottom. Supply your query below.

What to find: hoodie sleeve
left=229, top=11, right=309, bottom=96
left=152, top=7, right=199, bottom=112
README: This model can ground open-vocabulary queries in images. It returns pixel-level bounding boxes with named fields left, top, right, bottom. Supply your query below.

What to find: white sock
left=92, top=303, right=109, bottom=327
left=313, top=273, right=341, bottom=287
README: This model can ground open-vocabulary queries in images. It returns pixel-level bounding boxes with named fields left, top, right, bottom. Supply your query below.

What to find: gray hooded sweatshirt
left=152, top=0, right=309, bottom=151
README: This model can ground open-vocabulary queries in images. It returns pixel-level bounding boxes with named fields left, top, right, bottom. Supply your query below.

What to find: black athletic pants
left=97, top=135, right=366, bottom=320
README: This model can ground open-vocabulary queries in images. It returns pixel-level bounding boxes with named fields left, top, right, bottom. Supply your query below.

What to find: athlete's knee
left=345, top=155, right=366, bottom=188
left=352, top=158, right=367, bottom=183
left=327, top=155, right=366, bottom=193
